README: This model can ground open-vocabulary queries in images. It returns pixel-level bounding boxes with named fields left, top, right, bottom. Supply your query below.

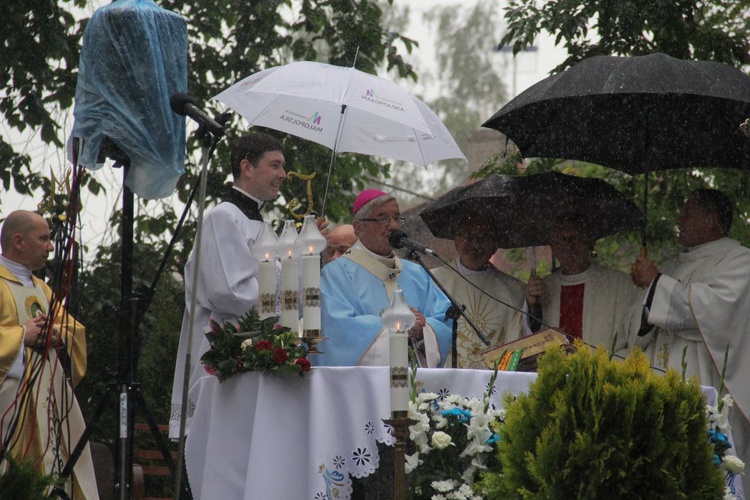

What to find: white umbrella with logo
left=214, top=61, right=466, bottom=210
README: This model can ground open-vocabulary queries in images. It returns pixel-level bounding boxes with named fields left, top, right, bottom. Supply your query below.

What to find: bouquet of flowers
left=706, top=393, right=745, bottom=499
left=200, top=309, right=311, bottom=382
left=406, top=367, right=504, bottom=500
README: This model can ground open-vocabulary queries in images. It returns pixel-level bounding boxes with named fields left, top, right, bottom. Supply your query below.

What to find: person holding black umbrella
left=524, top=214, right=640, bottom=354
left=631, top=189, right=750, bottom=487
left=431, top=213, right=525, bottom=368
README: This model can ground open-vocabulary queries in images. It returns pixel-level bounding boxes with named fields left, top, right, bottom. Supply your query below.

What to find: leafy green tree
left=500, top=0, right=750, bottom=70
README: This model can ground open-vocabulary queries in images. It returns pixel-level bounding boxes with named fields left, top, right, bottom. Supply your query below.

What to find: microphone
left=170, top=93, right=225, bottom=137
left=388, top=230, right=437, bottom=256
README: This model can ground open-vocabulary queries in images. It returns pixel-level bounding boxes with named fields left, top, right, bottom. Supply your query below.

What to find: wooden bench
left=132, top=423, right=180, bottom=500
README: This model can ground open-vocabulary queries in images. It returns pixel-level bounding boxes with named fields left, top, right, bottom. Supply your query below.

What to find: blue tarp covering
left=69, top=0, right=188, bottom=199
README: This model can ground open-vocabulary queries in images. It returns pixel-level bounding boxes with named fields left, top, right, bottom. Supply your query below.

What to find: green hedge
left=478, top=346, right=725, bottom=499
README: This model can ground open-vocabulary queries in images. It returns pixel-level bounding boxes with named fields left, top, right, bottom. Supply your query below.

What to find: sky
left=4, top=0, right=567, bottom=257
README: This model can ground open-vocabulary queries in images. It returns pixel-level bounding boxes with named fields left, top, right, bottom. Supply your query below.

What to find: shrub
left=478, top=345, right=725, bottom=499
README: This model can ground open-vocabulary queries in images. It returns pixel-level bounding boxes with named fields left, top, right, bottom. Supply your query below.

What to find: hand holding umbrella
left=631, top=251, right=660, bottom=288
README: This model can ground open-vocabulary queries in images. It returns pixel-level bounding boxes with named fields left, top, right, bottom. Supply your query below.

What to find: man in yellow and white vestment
left=0, top=210, right=97, bottom=498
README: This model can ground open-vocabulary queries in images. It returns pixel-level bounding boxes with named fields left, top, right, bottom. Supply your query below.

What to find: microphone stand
left=405, top=249, right=489, bottom=369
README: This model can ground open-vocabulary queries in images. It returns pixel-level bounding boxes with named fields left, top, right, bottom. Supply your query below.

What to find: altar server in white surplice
left=169, top=133, right=289, bottom=439
left=431, top=216, right=525, bottom=368
left=316, top=189, right=452, bottom=367
left=631, top=188, right=750, bottom=492
left=524, top=214, right=641, bottom=355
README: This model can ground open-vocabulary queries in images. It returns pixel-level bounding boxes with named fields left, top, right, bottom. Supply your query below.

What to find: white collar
left=0, top=255, right=34, bottom=287
left=455, top=258, right=491, bottom=276
left=559, top=262, right=597, bottom=286
left=352, top=240, right=396, bottom=268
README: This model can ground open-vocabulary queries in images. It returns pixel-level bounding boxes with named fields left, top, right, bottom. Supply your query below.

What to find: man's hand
left=408, top=306, right=426, bottom=341
left=23, top=313, right=62, bottom=348
left=525, top=275, right=547, bottom=305
left=316, top=216, right=330, bottom=238
left=631, top=255, right=659, bottom=287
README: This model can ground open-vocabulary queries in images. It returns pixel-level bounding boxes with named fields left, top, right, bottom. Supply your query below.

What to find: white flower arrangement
left=706, top=393, right=745, bottom=499
left=405, top=389, right=504, bottom=499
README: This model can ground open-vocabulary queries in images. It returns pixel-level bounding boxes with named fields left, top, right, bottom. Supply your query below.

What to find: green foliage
left=477, top=346, right=726, bottom=499
left=0, top=457, right=64, bottom=500
left=500, top=0, right=750, bottom=72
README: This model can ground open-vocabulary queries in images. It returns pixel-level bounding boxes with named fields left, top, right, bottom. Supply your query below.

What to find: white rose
left=723, top=455, right=745, bottom=474
left=432, top=431, right=454, bottom=450
left=241, top=338, right=254, bottom=350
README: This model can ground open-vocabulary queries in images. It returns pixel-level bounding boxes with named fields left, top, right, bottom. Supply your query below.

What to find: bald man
left=323, top=224, right=357, bottom=264
left=0, top=210, right=97, bottom=498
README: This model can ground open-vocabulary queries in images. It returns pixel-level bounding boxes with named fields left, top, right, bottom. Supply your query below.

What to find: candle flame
left=395, top=321, right=401, bottom=331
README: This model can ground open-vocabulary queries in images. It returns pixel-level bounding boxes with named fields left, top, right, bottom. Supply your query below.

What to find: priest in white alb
left=631, top=188, right=750, bottom=493
left=523, top=214, right=641, bottom=354
left=431, top=214, right=525, bottom=368
left=316, top=189, right=452, bottom=367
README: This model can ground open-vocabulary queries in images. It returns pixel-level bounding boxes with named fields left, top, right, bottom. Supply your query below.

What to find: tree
left=500, top=0, right=750, bottom=71
left=379, top=0, right=510, bottom=206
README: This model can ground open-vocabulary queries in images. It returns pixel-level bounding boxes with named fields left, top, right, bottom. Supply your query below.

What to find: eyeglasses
left=359, top=215, right=406, bottom=226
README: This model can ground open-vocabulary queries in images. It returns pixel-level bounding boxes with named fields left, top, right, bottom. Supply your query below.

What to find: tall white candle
left=301, top=253, right=321, bottom=334
left=390, top=329, right=409, bottom=414
left=258, top=260, right=276, bottom=319
left=280, top=257, right=299, bottom=330
left=297, top=215, right=327, bottom=338
left=251, top=222, right=279, bottom=319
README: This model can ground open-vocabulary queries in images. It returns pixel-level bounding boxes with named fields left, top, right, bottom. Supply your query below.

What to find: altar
left=184, top=367, right=737, bottom=499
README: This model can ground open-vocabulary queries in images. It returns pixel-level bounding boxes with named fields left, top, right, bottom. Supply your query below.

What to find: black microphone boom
left=388, top=230, right=437, bottom=256
left=170, top=93, right=225, bottom=136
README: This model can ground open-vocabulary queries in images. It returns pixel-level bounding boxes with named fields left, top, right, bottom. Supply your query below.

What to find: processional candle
left=251, top=222, right=279, bottom=320
left=276, top=220, right=299, bottom=330
left=381, top=289, right=416, bottom=416
left=298, top=215, right=327, bottom=337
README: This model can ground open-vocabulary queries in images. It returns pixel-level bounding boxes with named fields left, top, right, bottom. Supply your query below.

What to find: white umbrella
left=214, top=61, right=466, bottom=210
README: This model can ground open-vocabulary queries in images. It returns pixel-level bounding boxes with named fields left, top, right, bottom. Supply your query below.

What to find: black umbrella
left=419, top=172, right=643, bottom=249
left=483, top=52, right=750, bottom=174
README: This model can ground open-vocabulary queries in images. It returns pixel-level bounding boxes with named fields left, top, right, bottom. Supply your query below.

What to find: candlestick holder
left=298, top=330, right=326, bottom=354
left=382, top=414, right=416, bottom=500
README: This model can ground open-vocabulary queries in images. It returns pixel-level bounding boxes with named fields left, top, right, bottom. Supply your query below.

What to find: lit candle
left=251, top=222, right=279, bottom=320
left=298, top=215, right=327, bottom=337
left=276, top=220, right=299, bottom=330
left=381, top=289, right=416, bottom=416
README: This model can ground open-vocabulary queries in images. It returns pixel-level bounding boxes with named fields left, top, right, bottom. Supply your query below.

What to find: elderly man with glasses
left=316, top=189, right=452, bottom=367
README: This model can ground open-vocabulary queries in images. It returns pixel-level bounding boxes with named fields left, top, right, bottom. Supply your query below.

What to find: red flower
left=256, top=340, right=273, bottom=351
left=204, top=364, right=217, bottom=376
left=294, top=357, right=311, bottom=373
left=272, top=347, right=288, bottom=364
left=273, top=323, right=283, bottom=330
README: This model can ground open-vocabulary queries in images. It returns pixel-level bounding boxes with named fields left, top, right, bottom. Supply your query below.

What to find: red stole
left=559, top=283, right=585, bottom=339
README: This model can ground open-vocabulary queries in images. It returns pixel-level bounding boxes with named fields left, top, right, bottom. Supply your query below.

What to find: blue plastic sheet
left=69, top=0, right=187, bottom=199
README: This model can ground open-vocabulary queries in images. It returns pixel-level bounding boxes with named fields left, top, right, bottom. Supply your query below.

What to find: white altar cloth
left=184, top=367, right=742, bottom=500
left=185, top=367, right=536, bottom=499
